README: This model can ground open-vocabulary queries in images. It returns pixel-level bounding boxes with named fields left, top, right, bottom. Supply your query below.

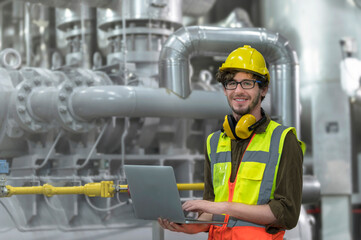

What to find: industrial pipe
left=302, top=175, right=321, bottom=204
left=69, top=86, right=230, bottom=120
left=5, top=181, right=115, bottom=198
left=2, top=178, right=319, bottom=204
left=1, top=182, right=206, bottom=197
left=177, top=183, right=204, bottom=191
left=159, top=26, right=300, bottom=131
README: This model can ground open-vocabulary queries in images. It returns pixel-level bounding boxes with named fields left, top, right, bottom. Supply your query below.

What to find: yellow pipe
left=6, top=181, right=115, bottom=198
left=5, top=182, right=204, bottom=197
left=177, top=183, right=204, bottom=191
left=117, top=183, right=204, bottom=192
left=118, top=184, right=128, bottom=193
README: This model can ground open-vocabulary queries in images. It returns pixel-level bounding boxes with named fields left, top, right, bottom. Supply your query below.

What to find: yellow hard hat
left=219, top=45, right=270, bottom=82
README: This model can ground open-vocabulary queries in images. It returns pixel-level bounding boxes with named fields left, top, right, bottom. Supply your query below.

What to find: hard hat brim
left=218, top=67, right=270, bottom=82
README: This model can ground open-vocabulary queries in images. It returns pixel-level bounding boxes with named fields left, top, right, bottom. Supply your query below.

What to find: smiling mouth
left=234, top=98, right=247, bottom=102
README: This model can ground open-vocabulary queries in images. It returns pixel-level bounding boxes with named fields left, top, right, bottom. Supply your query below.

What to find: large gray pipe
left=70, top=86, right=230, bottom=120
left=159, top=26, right=300, bottom=130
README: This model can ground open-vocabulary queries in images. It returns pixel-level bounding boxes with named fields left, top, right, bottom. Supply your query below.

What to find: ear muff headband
left=248, top=114, right=267, bottom=131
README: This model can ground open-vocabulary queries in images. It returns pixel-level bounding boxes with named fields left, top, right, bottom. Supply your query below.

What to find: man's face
left=223, top=71, right=268, bottom=120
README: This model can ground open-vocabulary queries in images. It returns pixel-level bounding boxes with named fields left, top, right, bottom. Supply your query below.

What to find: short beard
left=231, top=90, right=261, bottom=117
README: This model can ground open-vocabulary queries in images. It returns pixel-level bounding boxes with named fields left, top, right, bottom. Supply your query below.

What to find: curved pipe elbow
left=159, top=26, right=298, bottom=98
left=159, top=27, right=194, bottom=98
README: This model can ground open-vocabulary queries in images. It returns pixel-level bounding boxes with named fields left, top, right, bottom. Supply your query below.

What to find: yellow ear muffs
left=235, top=114, right=257, bottom=139
left=223, top=110, right=266, bottom=140
left=223, top=115, right=237, bottom=140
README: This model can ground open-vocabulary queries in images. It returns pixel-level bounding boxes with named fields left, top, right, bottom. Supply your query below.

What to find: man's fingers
left=182, top=201, right=195, bottom=210
left=170, top=222, right=185, bottom=232
left=183, top=200, right=201, bottom=211
left=158, top=218, right=178, bottom=232
left=158, top=218, right=166, bottom=229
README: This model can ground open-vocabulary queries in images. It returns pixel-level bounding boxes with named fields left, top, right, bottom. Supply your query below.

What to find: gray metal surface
left=302, top=175, right=321, bottom=204
left=97, top=0, right=182, bottom=28
left=56, top=6, right=96, bottom=68
left=321, top=196, right=352, bottom=240
left=312, top=83, right=352, bottom=195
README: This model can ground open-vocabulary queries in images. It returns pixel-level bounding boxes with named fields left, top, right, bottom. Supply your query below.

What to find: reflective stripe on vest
left=207, top=121, right=298, bottom=228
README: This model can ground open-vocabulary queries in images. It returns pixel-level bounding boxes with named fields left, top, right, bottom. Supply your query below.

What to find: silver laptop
left=124, top=165, right=225, bottom=224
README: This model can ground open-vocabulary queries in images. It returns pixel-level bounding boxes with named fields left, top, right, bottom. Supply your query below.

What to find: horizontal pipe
left=5, top=181, right=115, bottom=198
left=4, top=182, right=207, bottom=196
left=28, top=87, right=58, bottom=122
left=177, top=183, right=204, bottom=191
left=70, top=86, right=230, bottom=120
left=6, top=185, right=85, bottom=195
left=4, top=178, right=319, bottom=203
left=118, top=183, right=205, bottom=193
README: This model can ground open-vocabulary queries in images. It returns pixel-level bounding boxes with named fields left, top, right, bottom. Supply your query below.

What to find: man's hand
left=183, top=200, right=277, bottom=226
left=157, top=218, right=210, bottom=234
left=182, top=200, right=226, bottom=215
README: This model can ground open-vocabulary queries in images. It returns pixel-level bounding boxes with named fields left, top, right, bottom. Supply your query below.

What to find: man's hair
left=215, top=69, right=269, bottom=101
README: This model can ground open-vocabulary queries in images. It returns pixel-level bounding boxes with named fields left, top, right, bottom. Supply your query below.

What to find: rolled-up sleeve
left=267, top=131, right=304, bottom=233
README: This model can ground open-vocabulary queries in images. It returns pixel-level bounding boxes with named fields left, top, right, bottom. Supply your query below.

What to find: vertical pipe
left=80, top=1, right=86, bottom=68
left=24, top=2, right=31, bottom=66
left=122, top=0, right=127, bottom=84
left=0, top=3, right=3, bottom=50
left=120, top=118, right=129, bottom=180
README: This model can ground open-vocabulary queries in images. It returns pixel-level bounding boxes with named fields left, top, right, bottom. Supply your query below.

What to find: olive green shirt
left=203, top=114, right=303, bottom=234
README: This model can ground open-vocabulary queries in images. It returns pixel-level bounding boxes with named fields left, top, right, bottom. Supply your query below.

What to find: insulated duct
left=159, top=26, right=300, bottom=130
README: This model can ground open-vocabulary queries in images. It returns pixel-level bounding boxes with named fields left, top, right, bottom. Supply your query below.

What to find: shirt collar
left=253, top=112, right=271, bottom=134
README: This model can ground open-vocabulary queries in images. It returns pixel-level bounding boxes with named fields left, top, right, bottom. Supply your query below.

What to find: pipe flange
left=14, top=68, right=53, bottom=133
left=57, top=73, right=92, bottom=133
left=56, top=69, right=111, bottom=133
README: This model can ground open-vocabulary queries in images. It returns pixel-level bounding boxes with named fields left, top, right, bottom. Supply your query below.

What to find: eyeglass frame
left=223, top=79, right=262, bottom=90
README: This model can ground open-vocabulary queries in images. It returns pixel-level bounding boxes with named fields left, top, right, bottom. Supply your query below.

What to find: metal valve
left=0, top=160, right=9, bottom=197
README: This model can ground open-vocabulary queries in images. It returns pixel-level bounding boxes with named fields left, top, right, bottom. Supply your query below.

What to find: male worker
left=158, top=45, right=304, bottom=239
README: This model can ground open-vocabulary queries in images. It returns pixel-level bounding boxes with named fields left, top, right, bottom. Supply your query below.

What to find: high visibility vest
left=206, top=120, right=305, bottom=239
